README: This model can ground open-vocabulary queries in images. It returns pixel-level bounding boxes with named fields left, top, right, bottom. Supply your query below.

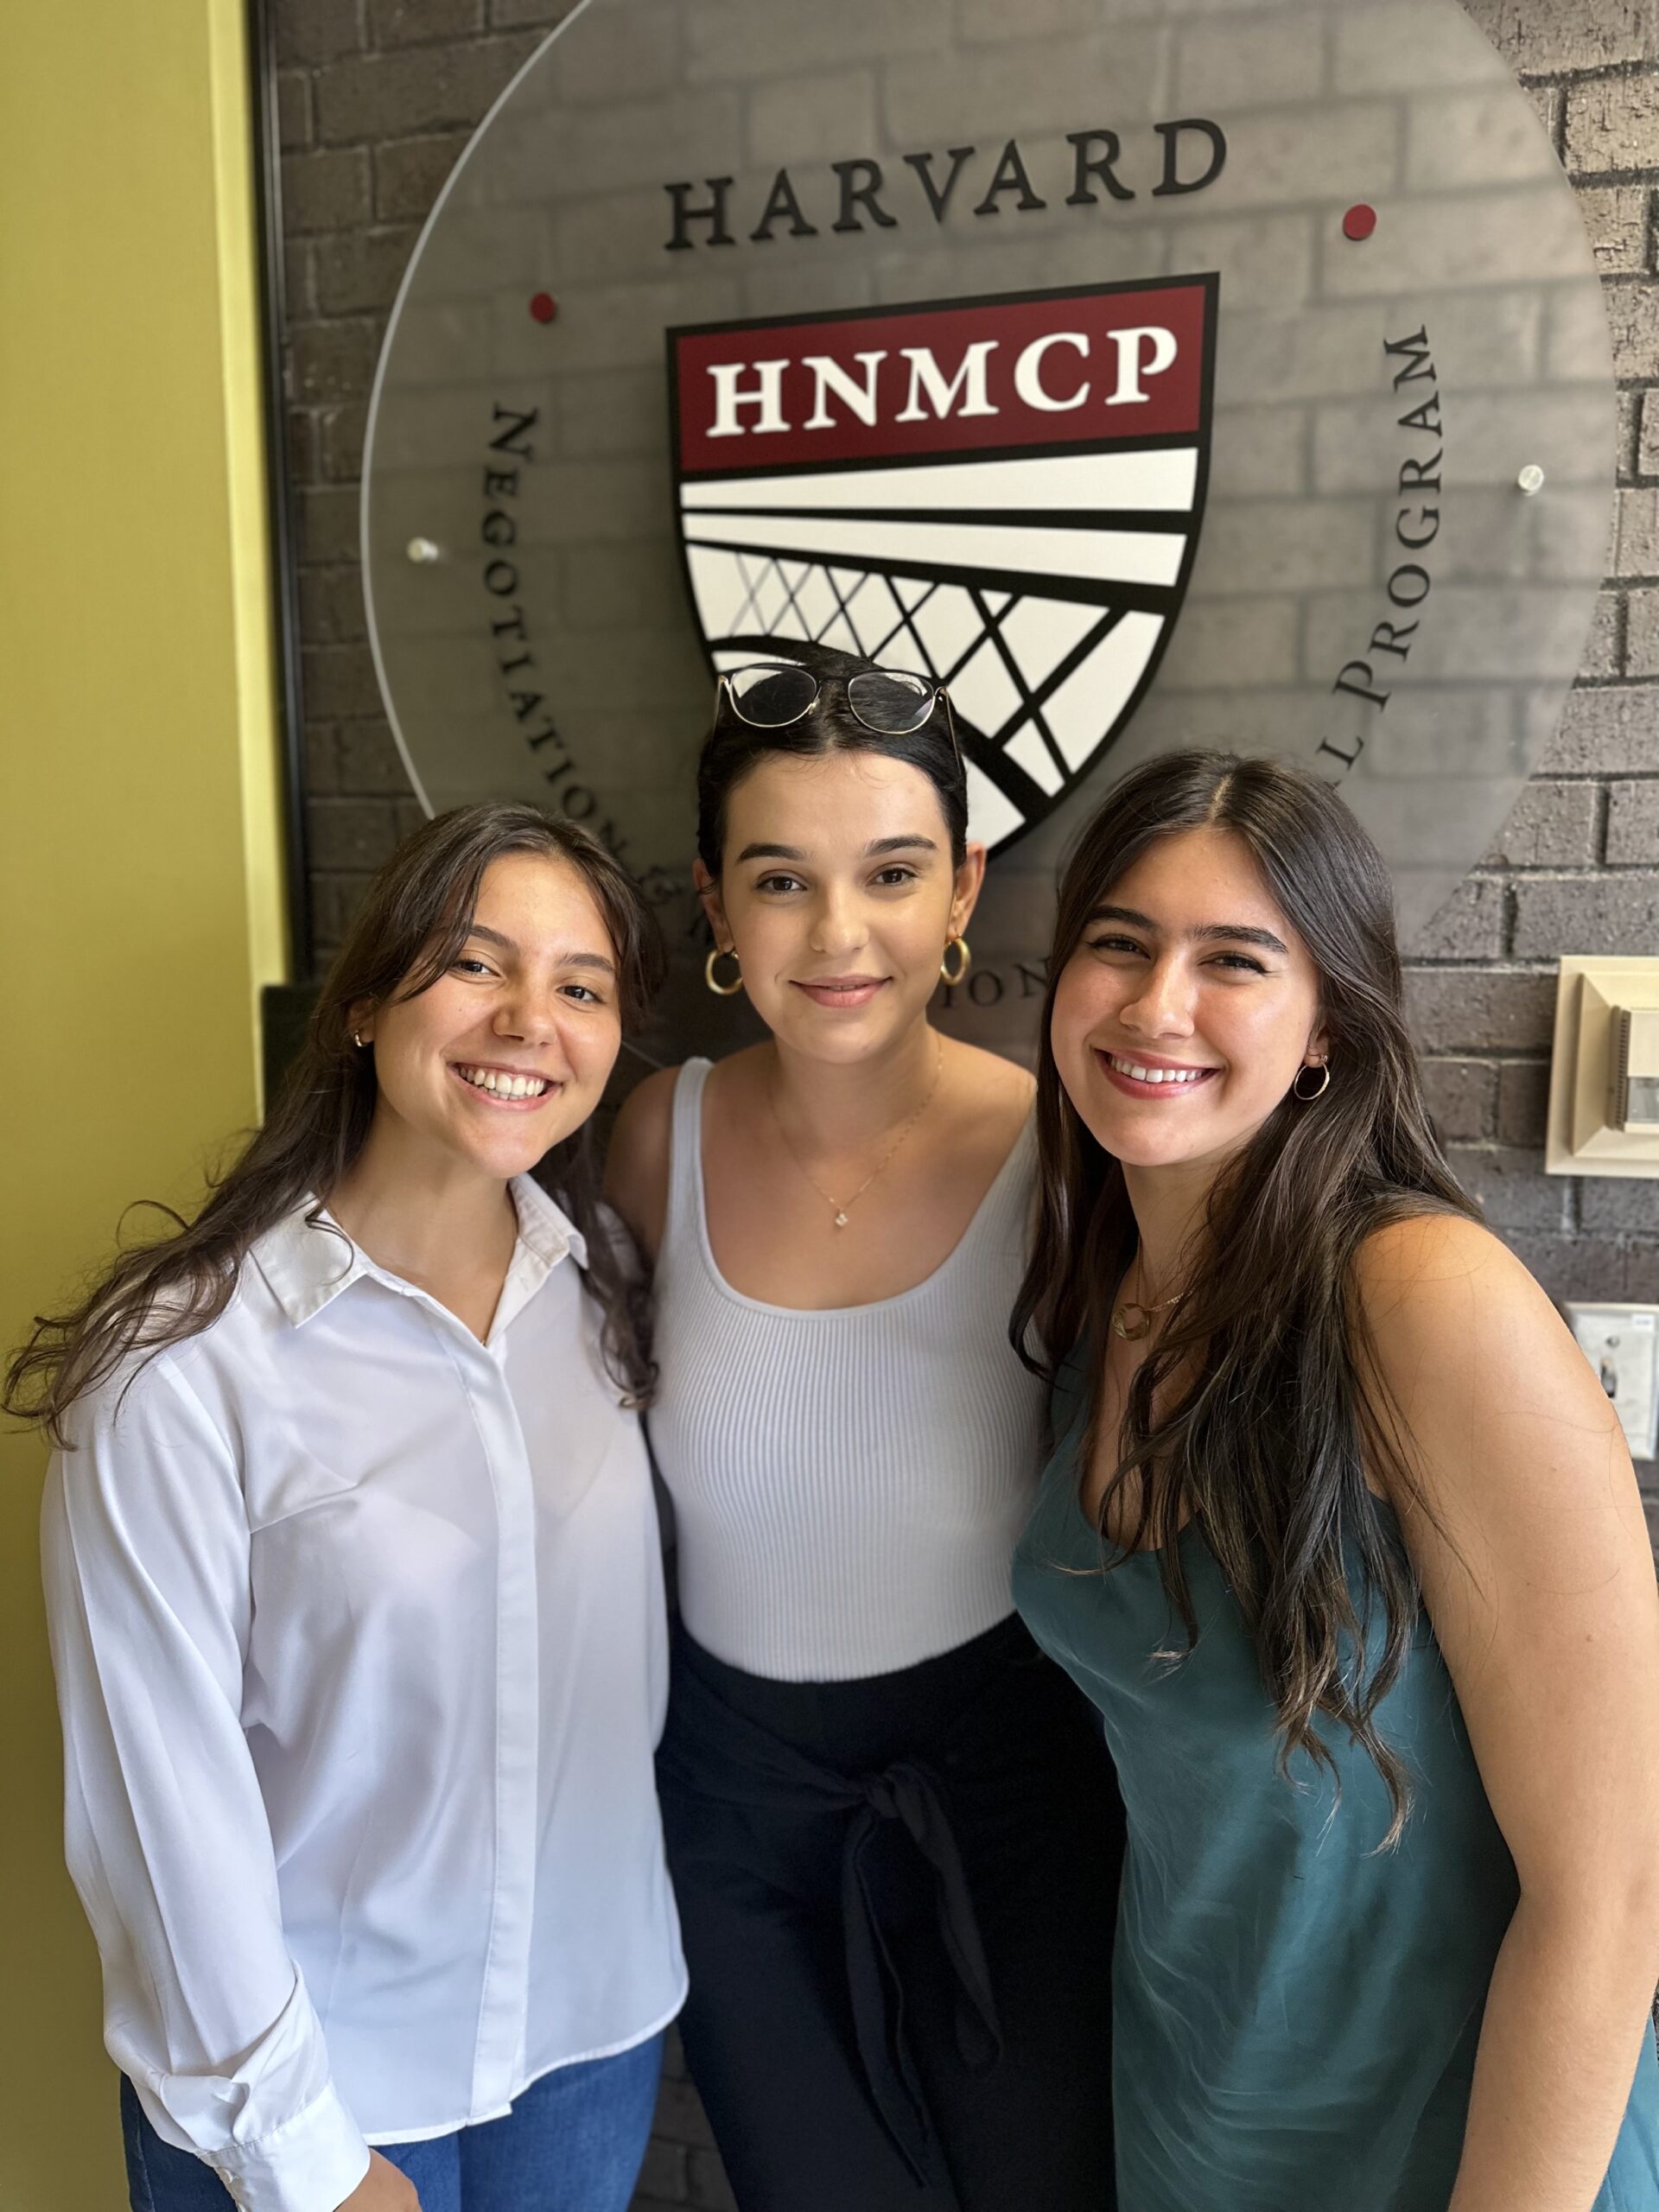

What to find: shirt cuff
left=212, top=2082, right=371, bottom=2212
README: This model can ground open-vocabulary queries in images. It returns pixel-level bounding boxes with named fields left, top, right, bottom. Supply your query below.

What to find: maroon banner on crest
left=671, top=279, right=1211, bottom=475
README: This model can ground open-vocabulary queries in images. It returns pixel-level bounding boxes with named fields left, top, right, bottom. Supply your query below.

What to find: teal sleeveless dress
left=1011, top=1363, right=1659, bottom=2212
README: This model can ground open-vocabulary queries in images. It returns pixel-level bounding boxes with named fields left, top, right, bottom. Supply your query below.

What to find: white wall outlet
left=1562, top=1304, right=1659, bottom=1463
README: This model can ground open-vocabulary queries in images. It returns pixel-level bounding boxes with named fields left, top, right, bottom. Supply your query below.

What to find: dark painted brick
left=1511, top=874, right=1659, bottom=957
left=1618, top=491, right=1659, bottom=581
left=310, top=870, right=378, bottom=951
left=1621, top=390, right=1643, bottom=485
left=276, top=0, right=365, bottom=65
left=316, top=38, right=539, bottom=144
left=1406, top=877, right=1506, bottom=962
left=303, top=722, right=340, bottom=796
left=1496, top=1060, right=1552, bottom=1147
left=1566, top=73, right=1659, bottom=179
left=284, top=405, right=320, bottom=487
left=1461, top=0, right=1656, bottom=73
left=374, top=131, right=471, bottom=221
left=315, top=225, right=419, bottom=317
left=1449, top=1147, right=1570, bottom=1233
left=1403, top=968, right=1557, bottom=1056
left=687, top=2149, right=738, bottom=2212
left=488, top=0, right=575, bottom=25
left=303, top=644, right=383, bottom=720
left=276, top=69, right=313, bottom=152
left=1422, top=1058, right=1496, bottom=1143
left=1487, top=780, right=1599, bottom=869
left=319, top=401, right=371, bottom=484
left=633, top=2139, right=688, bottom=2200
left=299, top=566, right=369, bottom=644
left=1576, top=188, right=1652, bottom=280
left=1503, top=1229, right=1637, bottom=1303
left=298, top=486, right=363, bottom=565
left=1606, top=780, right=1659, bottom=865
left=1581, top=1179, right=1659, bottom=1234
left=288, top=318, right=381, bottom=406
left=651, top=2079, right=720, bottom=2153
left=1626, top=1247, right=1659, bottom=1303
left=662, top=2028, right=689, bottom=2082
left=1583, top=592, right=1624, bottom=683
left=308, top=798, right=405, bottom=873
left=283, top=147, right=372, bottom=235
left=370, top=0, right=486, bottom=43
left=336, top=720, right=415, bottom=796
left=283, top=237, right=315, bottom=321
left=1626, top=591, right=1659, bottom=679
left=1541, top=686, right=1659, bottom=776
left=1527, top=80, right=1563, bottom=149
left=1605, top=283, right=1659, bottom=384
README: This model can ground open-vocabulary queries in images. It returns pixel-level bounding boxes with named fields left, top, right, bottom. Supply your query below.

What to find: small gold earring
left=940, top=936, right=971, bottom=988
left=704, top=947, right=744, bottom=997
left=353, top=1032, right=365, bottom=1049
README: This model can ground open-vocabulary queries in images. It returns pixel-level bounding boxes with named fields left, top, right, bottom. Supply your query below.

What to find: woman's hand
left=337, top=2149, right=422, bottom=2211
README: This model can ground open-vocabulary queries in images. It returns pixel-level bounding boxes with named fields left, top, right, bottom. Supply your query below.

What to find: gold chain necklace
left=1112, top=1255, right=1185, bottom=1340
left=766, top=1038, right=944, bottom=1230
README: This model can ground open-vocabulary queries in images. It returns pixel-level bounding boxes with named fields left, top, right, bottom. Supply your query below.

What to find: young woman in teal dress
left=1010, top=749, right=1659, bottom=2212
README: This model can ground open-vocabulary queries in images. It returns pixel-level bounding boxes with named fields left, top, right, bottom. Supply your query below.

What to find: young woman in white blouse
left=606, top=656, right=1122, bottom=2212
left=8, top=806, right=685, bottom=2212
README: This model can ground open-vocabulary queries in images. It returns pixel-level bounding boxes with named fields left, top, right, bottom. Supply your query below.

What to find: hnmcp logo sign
left=670, top=279, right=1215, bottom=853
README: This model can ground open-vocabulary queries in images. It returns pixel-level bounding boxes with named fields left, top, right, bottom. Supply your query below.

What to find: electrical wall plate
left=1562, top=1302, right=1659, bottom=1463
left=1546, top=957, right=1659, bottom=1178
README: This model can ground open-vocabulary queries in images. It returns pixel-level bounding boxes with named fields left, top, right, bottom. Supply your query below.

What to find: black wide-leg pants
left=658, top=1613, right=1122, bottom=2212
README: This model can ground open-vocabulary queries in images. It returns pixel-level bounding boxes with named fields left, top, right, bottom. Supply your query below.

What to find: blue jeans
left=120, top=2034, right=664, bottom=2212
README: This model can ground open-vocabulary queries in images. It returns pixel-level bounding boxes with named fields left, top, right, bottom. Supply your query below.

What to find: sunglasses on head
left=714, top=661, right=963, bottom=772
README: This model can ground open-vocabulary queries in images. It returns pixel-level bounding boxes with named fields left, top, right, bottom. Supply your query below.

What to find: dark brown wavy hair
left=6, top=804, right=666, bottom=1440
left=1011, top=750, right=1478, bottom=1840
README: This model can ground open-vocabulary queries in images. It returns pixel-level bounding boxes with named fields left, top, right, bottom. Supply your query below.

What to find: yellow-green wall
left=0, top=4, right=287, bottom=2204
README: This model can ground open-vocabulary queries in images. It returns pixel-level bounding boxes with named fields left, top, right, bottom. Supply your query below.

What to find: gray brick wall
left=270, top=0, right=1659, bottom=2191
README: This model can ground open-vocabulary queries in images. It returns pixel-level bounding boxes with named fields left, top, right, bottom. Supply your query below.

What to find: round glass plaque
left=363, top=0, right=1615, bottom=1068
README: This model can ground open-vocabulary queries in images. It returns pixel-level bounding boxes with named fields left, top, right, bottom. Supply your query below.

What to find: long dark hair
left=6, top=804, right=666, bottom=1440
left=696, top=645, right=968, bottom=874
left=1012, top=751, right=1478, bottom=1839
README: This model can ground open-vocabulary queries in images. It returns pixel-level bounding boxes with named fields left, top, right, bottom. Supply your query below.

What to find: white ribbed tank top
left=646, top=1058, right=1047, bottom=1681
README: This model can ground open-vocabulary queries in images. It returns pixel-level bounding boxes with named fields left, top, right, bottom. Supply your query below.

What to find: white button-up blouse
left=41, top=1179, right=685, bottom=2212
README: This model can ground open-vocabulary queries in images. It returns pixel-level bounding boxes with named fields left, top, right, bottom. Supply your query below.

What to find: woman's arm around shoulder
left=1354, top=1211, right=1659, bottom=2212
left=603, top=1065, right=681, bottom=1268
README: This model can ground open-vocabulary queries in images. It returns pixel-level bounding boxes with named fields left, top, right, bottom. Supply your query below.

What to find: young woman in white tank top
left=607, top=654, right=1122, bottom=2212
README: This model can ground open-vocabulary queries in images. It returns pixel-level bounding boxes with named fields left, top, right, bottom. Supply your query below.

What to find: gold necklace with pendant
left=1112, top=1255, right=1185, bottom=1340
left=766, top=1037, right=944, bottom=1230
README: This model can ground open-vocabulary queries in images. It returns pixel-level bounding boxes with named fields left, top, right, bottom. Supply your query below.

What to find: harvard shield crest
left=668, top=276, right=1217, bottom=855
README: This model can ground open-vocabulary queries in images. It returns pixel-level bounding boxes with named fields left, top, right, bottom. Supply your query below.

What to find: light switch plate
left=1562, top=1303, right=1659, bottom=1463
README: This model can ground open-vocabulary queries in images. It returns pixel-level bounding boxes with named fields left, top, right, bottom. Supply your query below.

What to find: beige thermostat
left=1546, top=958, right=1659, bottom=1177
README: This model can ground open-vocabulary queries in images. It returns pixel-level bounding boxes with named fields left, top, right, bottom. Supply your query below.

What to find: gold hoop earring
left=940, top=936, right=971, bottom=988
left=1293, top=1060, right=1331, bottom=1101
left=704, top=947, right=744, bottom=997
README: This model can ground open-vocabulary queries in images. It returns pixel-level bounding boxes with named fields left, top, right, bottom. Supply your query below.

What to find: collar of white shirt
left=249, top=1175, right=589, bottom=1335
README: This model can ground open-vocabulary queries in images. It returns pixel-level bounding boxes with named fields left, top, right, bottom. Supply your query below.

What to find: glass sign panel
left=363, top=0, right=1615, bottom=1068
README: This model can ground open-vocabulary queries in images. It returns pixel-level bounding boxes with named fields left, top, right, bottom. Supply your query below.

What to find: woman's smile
left=1094, top=1048, right=1221, bottom=1100
left=790, top=973, right=888, bottom=1010
left=448, top=1058, right=564, bottom=1110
